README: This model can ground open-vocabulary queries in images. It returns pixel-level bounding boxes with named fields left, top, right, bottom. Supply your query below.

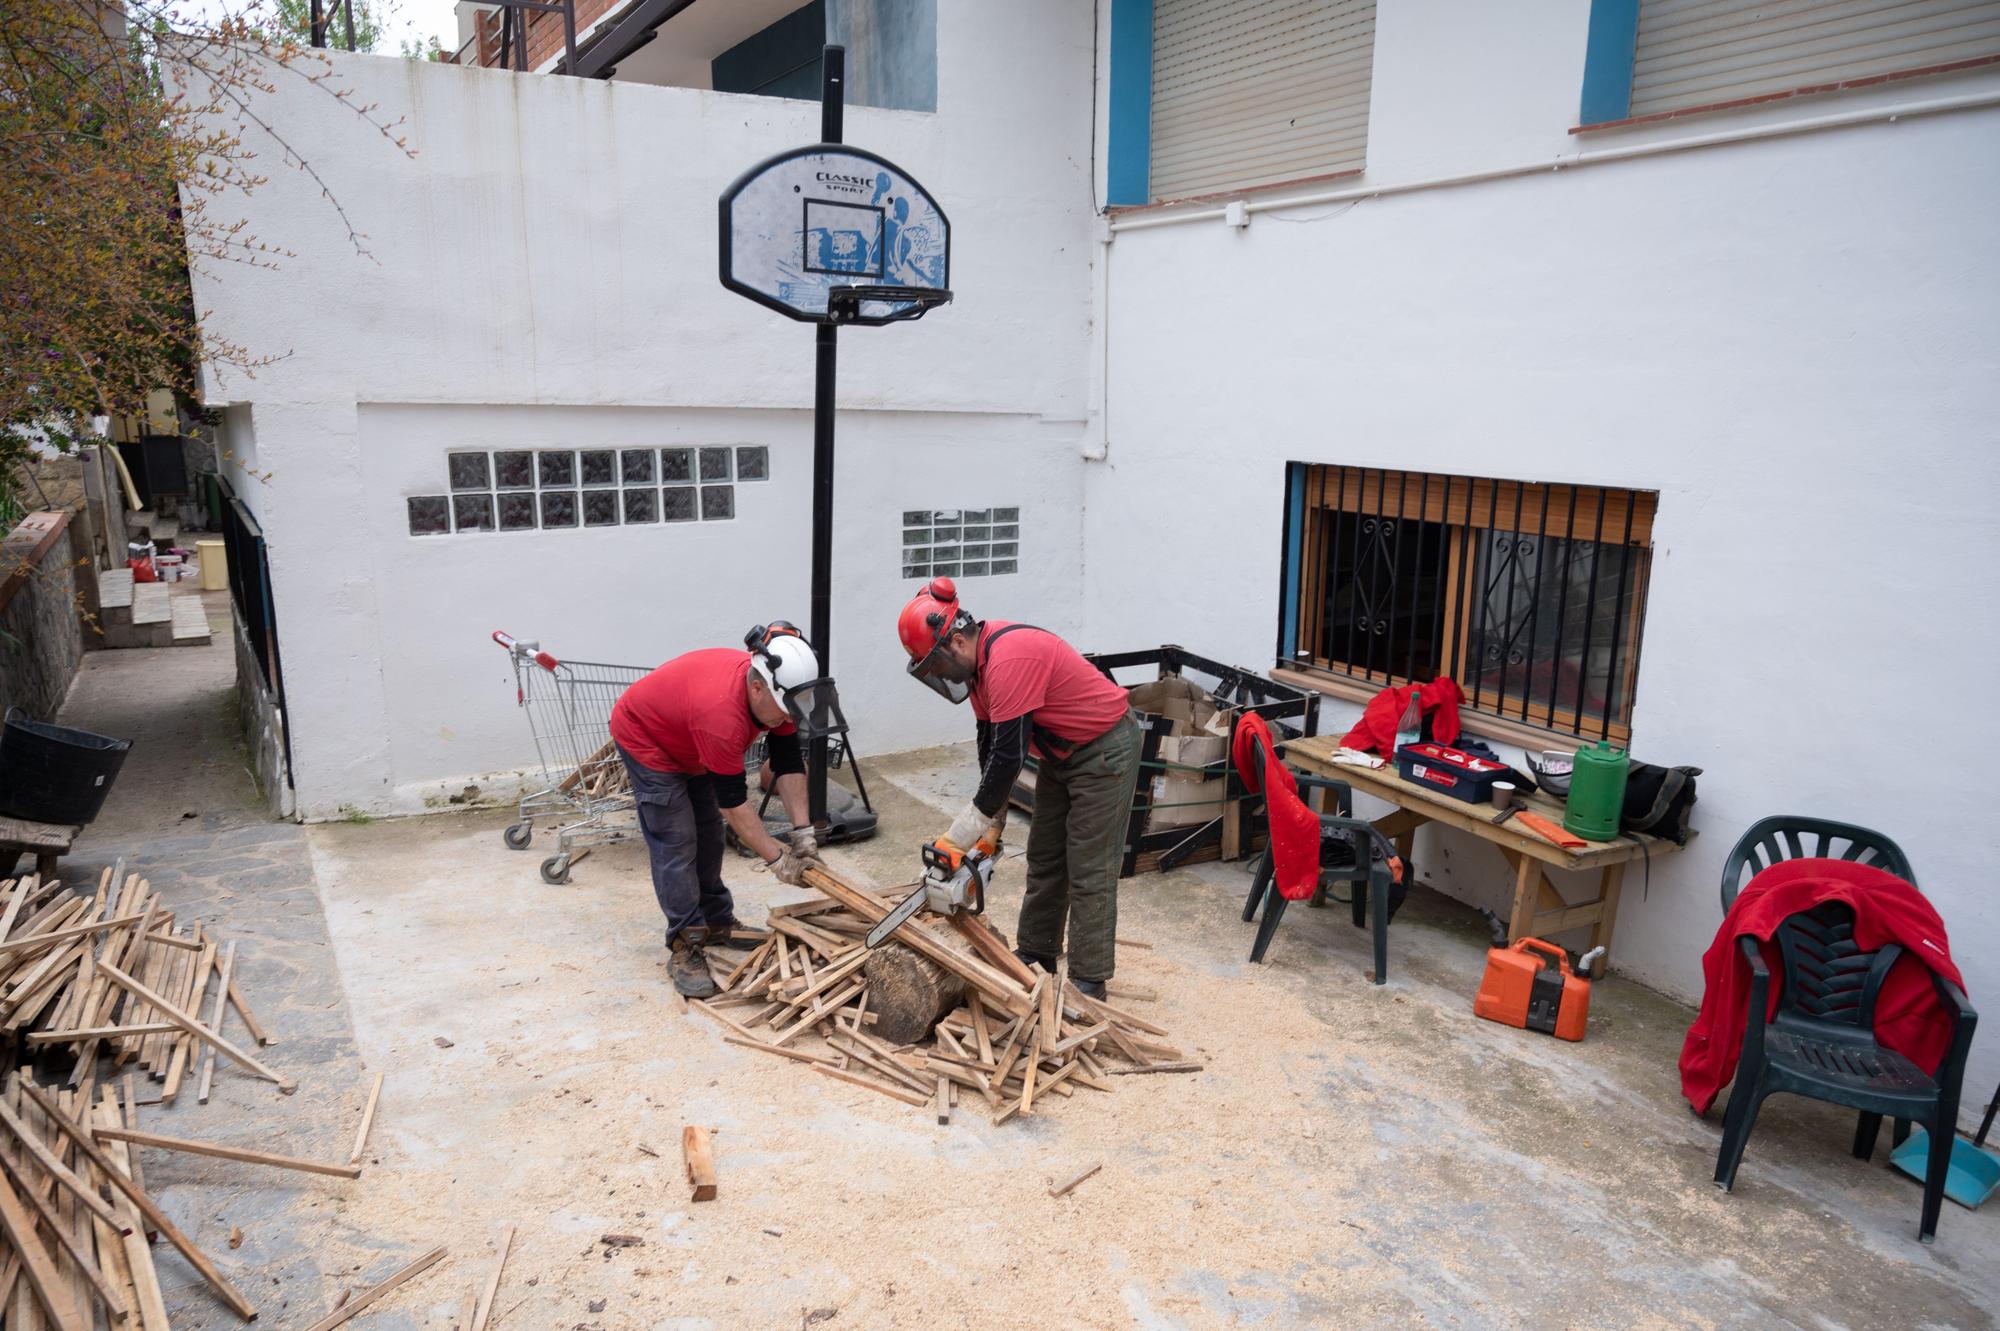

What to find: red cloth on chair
left=1678, top=858, right=1964, bottom=1115
left=1340, top=678, right=1465, bottom=755
left=1230, top=713, right=1322, bottom=903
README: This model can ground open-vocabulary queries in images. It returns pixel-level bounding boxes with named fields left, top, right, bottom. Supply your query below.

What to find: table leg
left=1504, top=850, right=1537, bottom=943
left=34, top=854, right=59, bottom=883
left=1588, top=861, right=1626, bottom=967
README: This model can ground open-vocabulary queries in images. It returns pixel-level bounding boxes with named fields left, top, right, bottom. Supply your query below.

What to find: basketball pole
left=807, top=45, right=846, bottom=832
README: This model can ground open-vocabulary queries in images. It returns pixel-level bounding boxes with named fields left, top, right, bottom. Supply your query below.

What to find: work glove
left=789, top=826, right=821, bottom=861
left=944, top=800, right=998, bottom=854
left=770, top=848, right=814, bottom=887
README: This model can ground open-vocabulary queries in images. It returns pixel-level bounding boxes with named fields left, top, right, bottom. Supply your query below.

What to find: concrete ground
left=43, top=608, right=2000, bottom=1330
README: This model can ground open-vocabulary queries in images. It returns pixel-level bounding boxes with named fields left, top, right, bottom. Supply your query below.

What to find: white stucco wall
left=1085, top=1, right=2000, bottom=1110
left=185, top=0, right=1097, bottom=817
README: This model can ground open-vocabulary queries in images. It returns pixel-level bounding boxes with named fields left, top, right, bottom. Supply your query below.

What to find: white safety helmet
left=745, top=622, right=826, bottom=728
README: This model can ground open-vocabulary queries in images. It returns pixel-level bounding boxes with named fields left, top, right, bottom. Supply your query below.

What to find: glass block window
left=448, top=452, right=490, bottom=491
left=495, top=450, right=534, bottom=489
left=662, top=486, right=698, bottom=522
left=411, top=446, right=762, bottom=534
left=408, top=495, right=450, bottom=536
left=539, top=450, right=576, bottom=488
left=581, top=450, right=617, bottom=487
left=902, top=508, right=1021, bottom=579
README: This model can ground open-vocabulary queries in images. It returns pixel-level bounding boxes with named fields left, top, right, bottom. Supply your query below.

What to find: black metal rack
left=1008, top=645, right=1321, bottom=878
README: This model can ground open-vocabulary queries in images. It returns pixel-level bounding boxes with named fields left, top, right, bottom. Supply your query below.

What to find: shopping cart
left=491, top=631, right=651, bottom=884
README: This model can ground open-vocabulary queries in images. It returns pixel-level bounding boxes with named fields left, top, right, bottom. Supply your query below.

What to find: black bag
left=1621, top=762, right=1701, bottom=844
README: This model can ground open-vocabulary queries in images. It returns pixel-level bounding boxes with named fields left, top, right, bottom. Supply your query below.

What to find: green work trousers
left=1016, top=714, right=1141, bottom=983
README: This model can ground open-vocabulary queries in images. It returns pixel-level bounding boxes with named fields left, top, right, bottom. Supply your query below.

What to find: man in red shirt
left=611, top=628, right=824, bottom=997
left=897, top=578, right=1139, bottom=996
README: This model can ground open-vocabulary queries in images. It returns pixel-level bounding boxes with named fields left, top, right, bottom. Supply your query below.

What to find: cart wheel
left=504, top=823, right=533, bottom=850
left=540, top=854, right=572, bottom=886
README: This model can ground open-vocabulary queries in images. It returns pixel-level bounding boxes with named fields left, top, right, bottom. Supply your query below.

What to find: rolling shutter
left=1149, top=0, right=1375, bottom=203
left=1631, top=0, right=2000, bottom=118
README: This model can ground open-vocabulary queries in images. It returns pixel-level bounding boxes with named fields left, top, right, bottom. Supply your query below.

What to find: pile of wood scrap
left=0, top=870, right=379, bottom=1328
left=692, top=865, right=1195, bottom=1124
left=558, top=741, right=630, bottom=801
left=0, top=871, right=283, bottom=1100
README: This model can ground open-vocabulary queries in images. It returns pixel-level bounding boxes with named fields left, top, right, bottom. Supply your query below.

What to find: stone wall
left=0, top=511, right=85, bottom=723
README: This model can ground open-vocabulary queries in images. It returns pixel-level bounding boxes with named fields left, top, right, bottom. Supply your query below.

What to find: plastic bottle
left=1395, top=689, right=1424, bottom=752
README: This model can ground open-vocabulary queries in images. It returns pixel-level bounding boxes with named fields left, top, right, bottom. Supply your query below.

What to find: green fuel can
left=1563, top=741, right=1629, bottom=843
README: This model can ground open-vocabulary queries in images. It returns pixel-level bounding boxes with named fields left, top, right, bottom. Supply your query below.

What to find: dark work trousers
left=616, top=744, right=732, bottom=943
left=1015, top=714, right=1142, bottom=983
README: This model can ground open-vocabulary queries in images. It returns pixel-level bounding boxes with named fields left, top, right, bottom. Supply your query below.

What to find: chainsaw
left=864, top=834, right=997, bottom=949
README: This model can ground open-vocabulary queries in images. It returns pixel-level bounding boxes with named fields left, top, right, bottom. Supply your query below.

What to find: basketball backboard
left=718, top=145, right=951, bottom=327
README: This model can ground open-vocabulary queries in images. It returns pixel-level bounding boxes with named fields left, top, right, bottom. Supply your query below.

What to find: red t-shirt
left=969, top=622, right=1130, bottom=751
left=609, top=648, right=793, bottom=776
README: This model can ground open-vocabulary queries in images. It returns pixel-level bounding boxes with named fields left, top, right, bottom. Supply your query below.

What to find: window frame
left=1278, top=464, right=1657, bottom=745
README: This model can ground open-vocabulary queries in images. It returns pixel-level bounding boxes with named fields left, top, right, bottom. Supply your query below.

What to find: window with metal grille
left=1628, top=0, right=2000, bottom=122
left=1279, top=466, right=1657, bottom=742
left=1148, top=0, right=1376, bottom=203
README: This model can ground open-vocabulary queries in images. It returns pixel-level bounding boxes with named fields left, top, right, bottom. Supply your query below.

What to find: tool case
left=1394, top=742, right=1509, bottom=804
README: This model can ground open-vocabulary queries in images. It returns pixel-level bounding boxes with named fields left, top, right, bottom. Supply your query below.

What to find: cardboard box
left=1127, top=678, right=1234, bottom=829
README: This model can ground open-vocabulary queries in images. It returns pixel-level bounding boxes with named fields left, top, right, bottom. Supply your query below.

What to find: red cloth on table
left=1678, top=858, right=1963, bottom=1115
left=609, top=648, right=794, bottom=777
left=1230, top=713, right=1322, bottom=903
left=1339, top=678, right=1465, bottom=755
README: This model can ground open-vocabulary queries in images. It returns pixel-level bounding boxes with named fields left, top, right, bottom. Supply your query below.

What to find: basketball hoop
left=826, top=284, right=953, bottom=326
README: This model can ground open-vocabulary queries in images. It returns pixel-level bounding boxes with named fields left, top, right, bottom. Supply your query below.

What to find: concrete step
left=131, top=583, right=170, bottom=626
left=169, top=596, right=212, bottom=644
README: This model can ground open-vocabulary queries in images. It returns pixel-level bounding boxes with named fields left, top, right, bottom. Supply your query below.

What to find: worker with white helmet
left=610, top=622, right=826, bottom=997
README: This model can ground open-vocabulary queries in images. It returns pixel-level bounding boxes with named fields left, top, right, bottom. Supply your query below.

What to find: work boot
left=667, top=928, right=719, bottom=999
left=1014, top=946, right=1057, bottom=974
left=1070, top=976, right=1108, bottom=1001
left=704, top=916, right=744, bottom=948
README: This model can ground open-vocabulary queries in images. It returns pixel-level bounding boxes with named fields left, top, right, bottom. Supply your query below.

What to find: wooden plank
left=0, top=1097, right=129, bottom=1232
left=811, top=1064, right=929, bottom=1108
left=299, top=1245, right=447, bottom=1331
left=1049, top=1162, right=1102, bottom=1198
left=933, top=1076, right=950, bottom=1125
left=681, top=1127, right=717, bottom=1203
left=1105, top=1061, right=1204, bottom=1075
left=25, top=1024, right=180, bottom=1045
left=801, top=866, right=1032, bottom=1018
left=349, top=1072, right=384, bottom=1165
left=97, top=962, right=295, bottom=1092
left=163, top=931, right=218, bottom=1100
left=93, top=1128, right=363, bottom=1179
left=0, top=913, right=147, bottom=958
left=199, top=941, right=238, bottom=1103
left=468, top=1225, right=513, bottom=1331
left=17, top=1082, right=258, bottom=1320
left=0, top=1149, right=125, bottom=1322
left=721, top=1035, right=836, bottom=1068
left=968, top=991, right=994, bottom=1064
left=227, top=975, right=274, bottom=1046
left=0, top=1169, right=89, bottom=1331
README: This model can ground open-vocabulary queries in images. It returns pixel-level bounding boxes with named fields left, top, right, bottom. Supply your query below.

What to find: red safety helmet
left=898, top=577, right=977, bottom=704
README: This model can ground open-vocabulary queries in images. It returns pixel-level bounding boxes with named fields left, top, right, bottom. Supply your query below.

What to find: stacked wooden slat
left=0, top=872, right=283, bottom=1101
left=693, top=865, right=1196, bottom=1124
left=556, top=741, right=629, bottom=802
left=0, top=870, right=346, bottom=1328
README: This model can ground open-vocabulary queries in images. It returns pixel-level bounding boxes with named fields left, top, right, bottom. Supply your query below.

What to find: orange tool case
left=1474, top=912, right=1599, bottom=1042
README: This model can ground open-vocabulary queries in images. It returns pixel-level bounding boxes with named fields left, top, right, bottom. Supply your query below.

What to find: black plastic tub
left=0, top=709, right=132, bottom=826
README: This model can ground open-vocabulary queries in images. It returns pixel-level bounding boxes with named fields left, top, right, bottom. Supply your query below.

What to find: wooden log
left=800, top=866, right=1031, bottom=1017
left=861, top=924, right=978, bottom=1045
left=681, top=1127, right=717, bottom=1203
left=300, top=1245, right=446, bottom=1331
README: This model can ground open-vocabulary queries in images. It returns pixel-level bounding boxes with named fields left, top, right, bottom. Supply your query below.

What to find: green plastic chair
left=1719, top=815, right=1915, bottom=913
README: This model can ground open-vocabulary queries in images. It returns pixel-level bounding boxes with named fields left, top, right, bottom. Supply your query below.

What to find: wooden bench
left=0, top=816, right=81, bottom=882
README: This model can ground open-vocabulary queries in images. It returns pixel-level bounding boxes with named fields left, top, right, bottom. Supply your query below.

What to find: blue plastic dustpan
left=1888, top=1129, right=2000, bottom=1209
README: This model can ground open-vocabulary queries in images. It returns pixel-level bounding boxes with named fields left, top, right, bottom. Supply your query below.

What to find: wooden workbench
left=1283, top=735, right=1687, bottom=967
left=0, top=816, right=80, bottom=883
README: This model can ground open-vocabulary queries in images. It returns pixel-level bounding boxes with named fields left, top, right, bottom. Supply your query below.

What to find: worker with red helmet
left=610, top=623, right=826, bottom=998
left=897, top=578, right=1139, bottom=997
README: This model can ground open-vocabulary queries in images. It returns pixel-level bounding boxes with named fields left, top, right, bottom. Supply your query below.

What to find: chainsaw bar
left=865, top=882, right=931, bottom=949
